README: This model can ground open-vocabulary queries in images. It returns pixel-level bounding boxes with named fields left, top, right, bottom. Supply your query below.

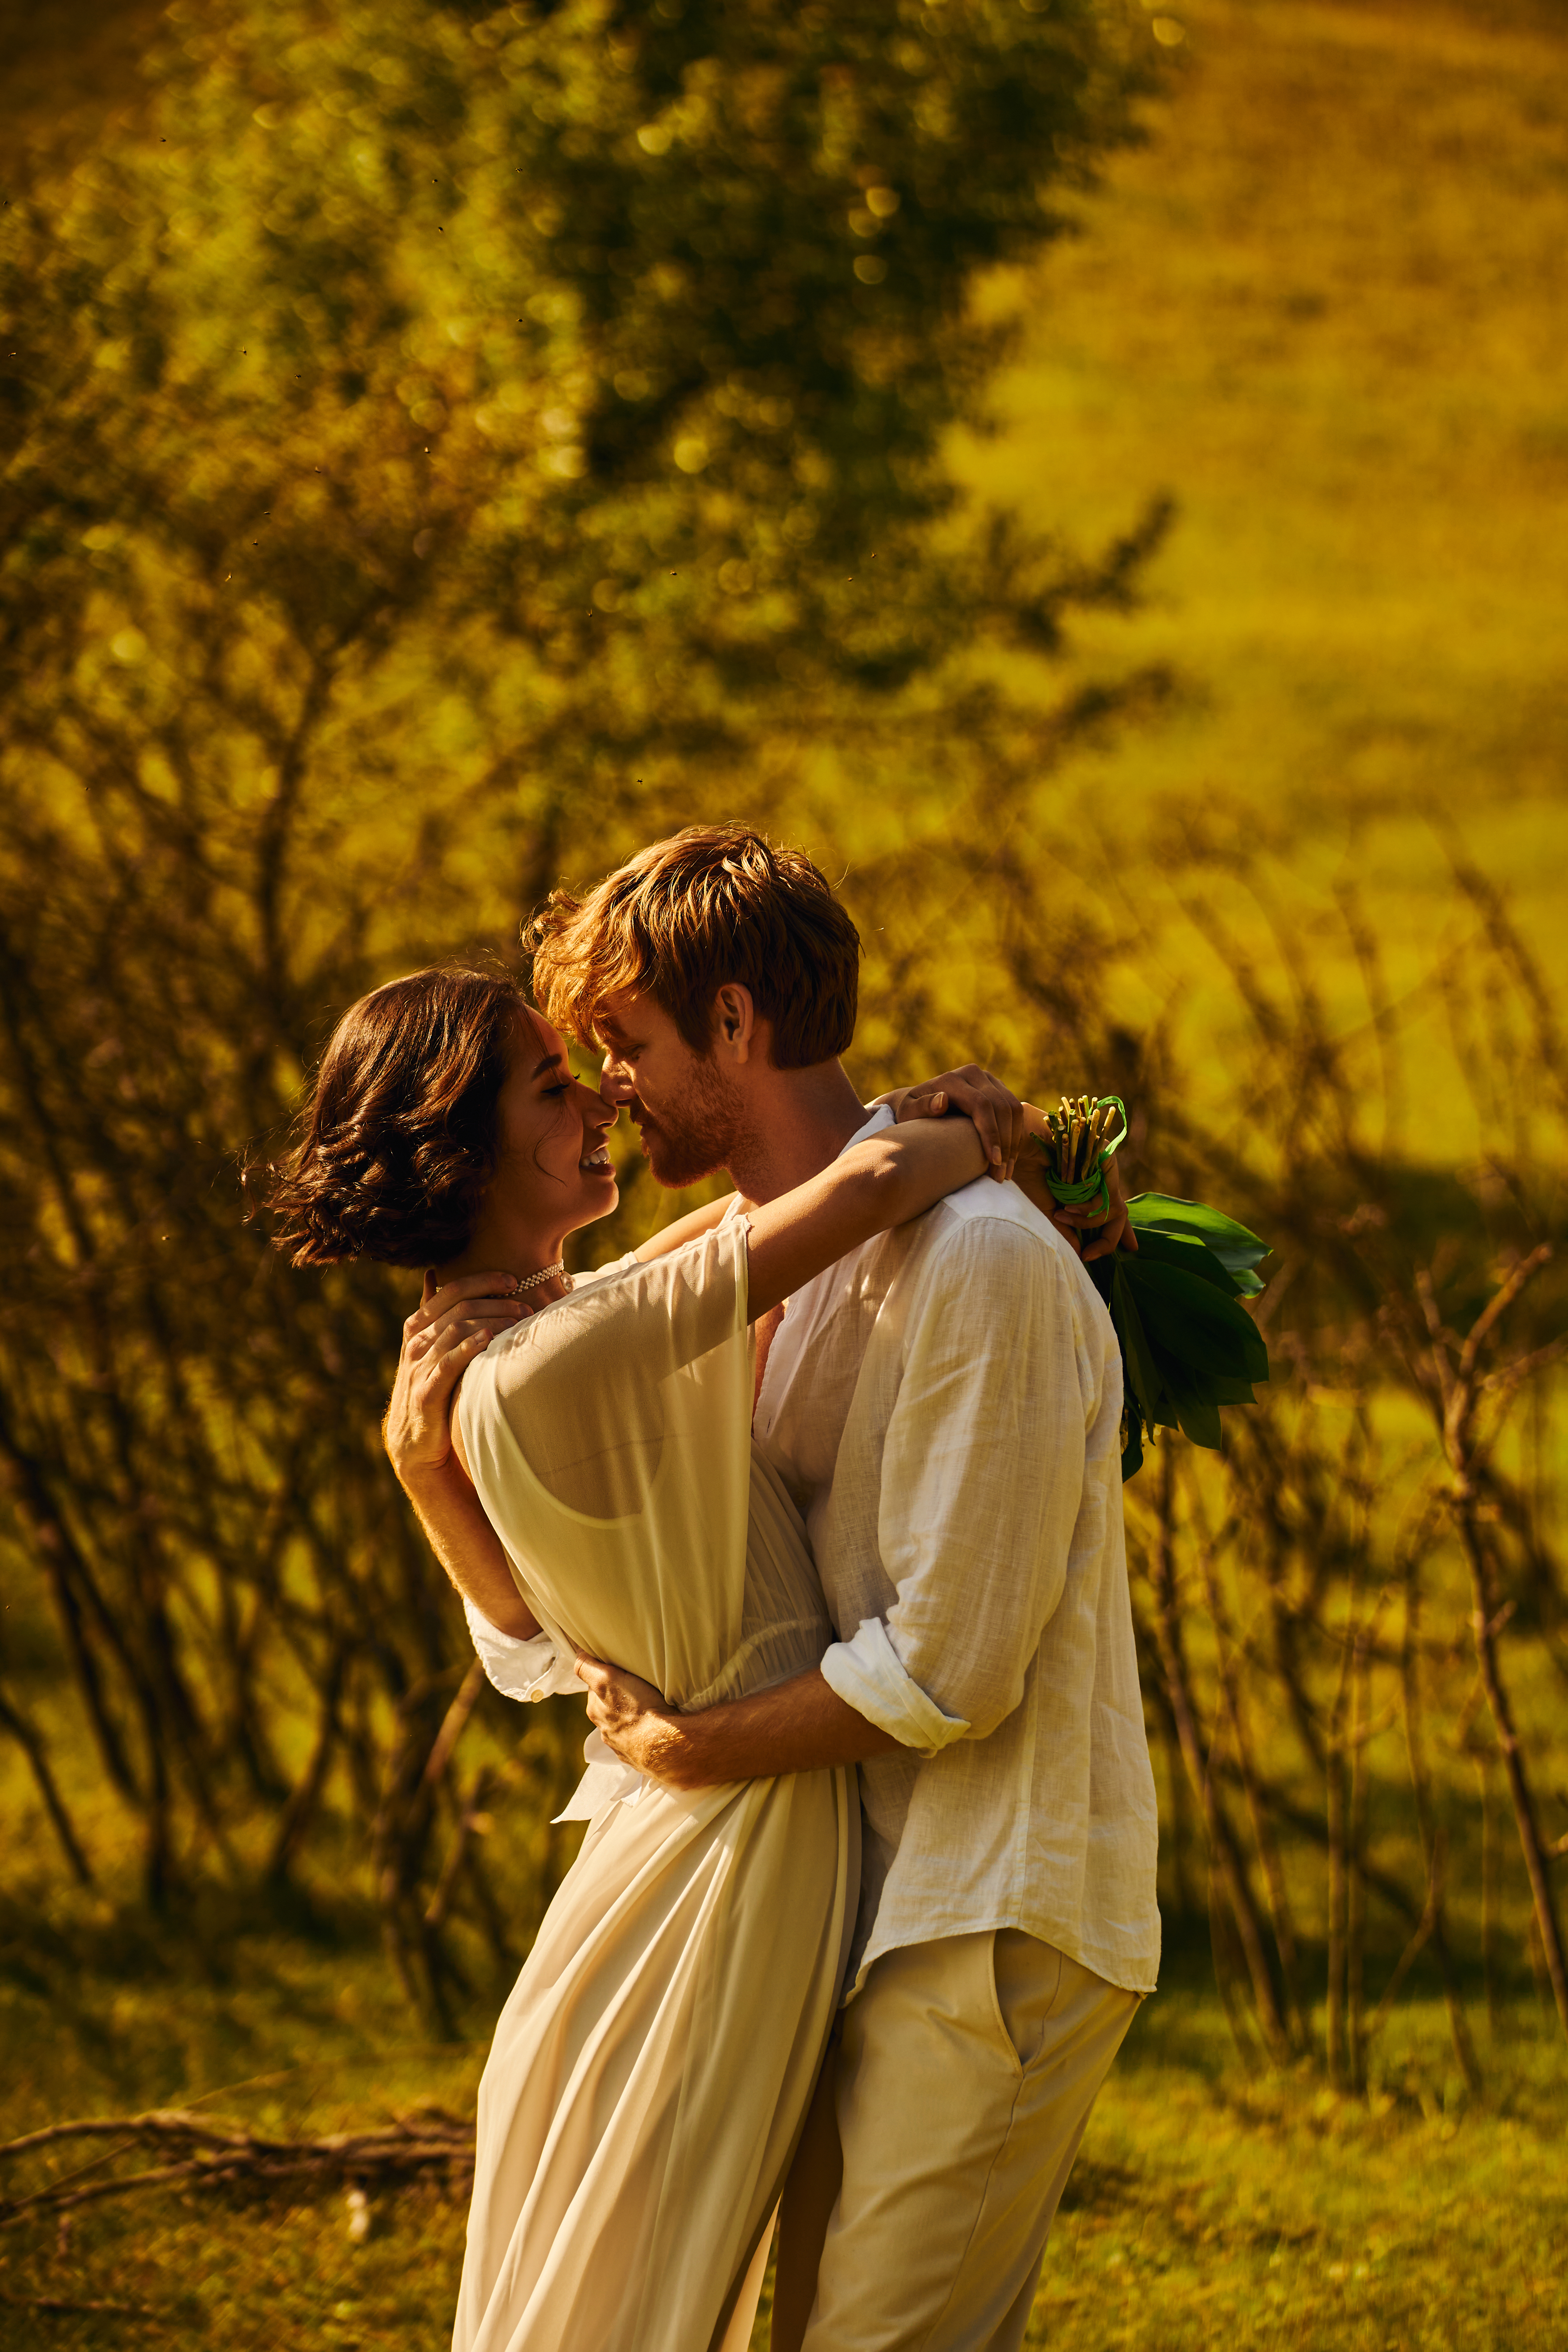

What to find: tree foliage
left=0, top=0, right=1165, bottom=1985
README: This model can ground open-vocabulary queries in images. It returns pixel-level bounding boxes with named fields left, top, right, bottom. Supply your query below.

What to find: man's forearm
left=398, top=1462, right=539, bottom=1640
left=639, top=1666, right=902, bottom=1788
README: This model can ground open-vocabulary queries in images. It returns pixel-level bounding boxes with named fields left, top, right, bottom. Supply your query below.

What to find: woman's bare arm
left=630, top=1194, right=735, bottom=1262
left=400, top=1453, right=539, bottom=1639
left=635, top=1063, right=1028, bottom=1269
left=744, top=1118, right=987, bottom=1320
left=385, top=1271, right=540, bottom=1637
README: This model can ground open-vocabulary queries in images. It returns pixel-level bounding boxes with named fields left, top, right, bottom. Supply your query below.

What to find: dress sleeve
left=466, top=1216, right=750, bottom=1523
left=574, top=1248, right=640, bottom=1285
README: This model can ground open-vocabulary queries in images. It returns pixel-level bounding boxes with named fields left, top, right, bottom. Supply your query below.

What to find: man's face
left=595, top=987, right=749, bottom=1189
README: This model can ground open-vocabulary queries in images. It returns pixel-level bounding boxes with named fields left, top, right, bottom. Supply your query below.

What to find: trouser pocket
left=989, top=1926, right=1062, bottom=2073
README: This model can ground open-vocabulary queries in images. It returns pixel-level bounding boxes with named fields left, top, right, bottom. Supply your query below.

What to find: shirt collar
left=839, top=1102, right=896, bottom=1157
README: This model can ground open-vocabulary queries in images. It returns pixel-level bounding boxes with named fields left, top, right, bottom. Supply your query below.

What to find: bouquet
left=1036, top=1096, right=1272, bottom=1481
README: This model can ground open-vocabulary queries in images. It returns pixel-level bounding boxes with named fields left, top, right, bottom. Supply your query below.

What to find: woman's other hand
left=886, top=1065, right=1028, bottom=1183
left=384, top=1270, right=527, bottom=1486
left=1014, top=1144, right=1137, bottom=1262
left=1057, top=1149, right=1136, bottom=1261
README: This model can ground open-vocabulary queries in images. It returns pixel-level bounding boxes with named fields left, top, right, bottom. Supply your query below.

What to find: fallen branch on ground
left=0, top=2107, right=476, bottom=2229
left=0, top=2287, right=160, bottom=2319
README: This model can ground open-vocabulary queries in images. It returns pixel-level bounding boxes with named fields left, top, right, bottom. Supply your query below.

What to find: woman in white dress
left=269, top=965, right=1007, bottom=2352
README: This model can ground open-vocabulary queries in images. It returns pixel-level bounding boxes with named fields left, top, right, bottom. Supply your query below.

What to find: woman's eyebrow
left=530, top=1050, right=565, bottom=1081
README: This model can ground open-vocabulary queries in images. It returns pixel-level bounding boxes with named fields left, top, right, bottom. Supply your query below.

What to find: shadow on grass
left=0, top=1868, right=458, bottom=2127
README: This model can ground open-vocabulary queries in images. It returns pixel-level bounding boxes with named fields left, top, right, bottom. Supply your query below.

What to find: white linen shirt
left=755, top=1108, right=1160, bottom=1997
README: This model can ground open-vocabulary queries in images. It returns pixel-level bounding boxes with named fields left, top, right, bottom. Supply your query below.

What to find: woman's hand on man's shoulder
left=881, top=1064, right=1029, bottom=1183
left=383, top=1270, right=528, bottom=1486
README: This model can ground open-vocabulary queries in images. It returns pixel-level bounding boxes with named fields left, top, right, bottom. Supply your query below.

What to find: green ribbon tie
left=1043, top=1095, right=1128, bottom=1222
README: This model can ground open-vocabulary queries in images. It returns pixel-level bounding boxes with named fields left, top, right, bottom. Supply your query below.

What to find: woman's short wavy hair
left=266, top=967, right=528, bottom=1269
left=528, top=824, right=860, bottom=1066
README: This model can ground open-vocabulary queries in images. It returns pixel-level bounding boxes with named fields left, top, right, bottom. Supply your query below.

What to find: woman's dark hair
left=266, top=967, right=530, bottom=1268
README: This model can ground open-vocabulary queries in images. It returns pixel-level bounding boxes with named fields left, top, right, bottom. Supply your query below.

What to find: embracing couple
left=269, top=825, right=1160, bottom=2352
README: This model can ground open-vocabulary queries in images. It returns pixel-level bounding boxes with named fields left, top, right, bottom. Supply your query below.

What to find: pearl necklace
left=514, top=1260, right=566, bottom=1295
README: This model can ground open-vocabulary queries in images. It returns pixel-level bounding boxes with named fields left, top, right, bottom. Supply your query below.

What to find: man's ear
left=711, top=982, right=757, bottom=1065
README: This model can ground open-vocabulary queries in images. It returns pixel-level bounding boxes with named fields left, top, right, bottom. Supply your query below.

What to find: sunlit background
left=2, top=2, right=1564, bottom=2344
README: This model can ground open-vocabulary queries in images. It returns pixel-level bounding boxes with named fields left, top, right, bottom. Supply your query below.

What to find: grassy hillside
left=958, top=0, right=1568, bottom=1140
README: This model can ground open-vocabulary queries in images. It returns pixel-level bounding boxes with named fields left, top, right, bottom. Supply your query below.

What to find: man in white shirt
left=390, top=825, right=1159, bottom=2351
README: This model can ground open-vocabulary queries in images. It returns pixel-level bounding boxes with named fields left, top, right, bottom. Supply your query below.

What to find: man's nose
left=600, top=1055, right=635, bottom=1104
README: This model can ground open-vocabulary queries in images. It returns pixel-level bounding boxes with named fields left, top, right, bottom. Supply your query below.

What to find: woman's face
left=486, top=1009, right=619, bottom=1237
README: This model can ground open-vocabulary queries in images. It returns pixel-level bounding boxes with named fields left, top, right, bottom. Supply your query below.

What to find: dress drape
left=453, top=1218, right=855, bottom=2352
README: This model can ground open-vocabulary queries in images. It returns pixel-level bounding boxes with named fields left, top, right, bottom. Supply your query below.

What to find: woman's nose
left=578, top=1078, right=616, bottom=1130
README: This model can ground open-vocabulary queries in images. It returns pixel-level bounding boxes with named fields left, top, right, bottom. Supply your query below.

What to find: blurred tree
left=2, top=0, right=1562, bottom=2083
left=0, top=0, right=1169, bottom=1991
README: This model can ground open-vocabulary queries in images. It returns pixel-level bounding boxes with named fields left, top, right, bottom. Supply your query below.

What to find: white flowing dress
left=452, top=1217, right=857, bottom=2352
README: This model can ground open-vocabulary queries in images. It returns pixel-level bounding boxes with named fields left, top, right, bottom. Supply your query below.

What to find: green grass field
left=2, top=1905, right=1563, bottom=2349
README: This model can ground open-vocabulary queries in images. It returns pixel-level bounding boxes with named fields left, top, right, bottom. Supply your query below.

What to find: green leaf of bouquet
left=1129, top=1332, right=1207, bottom=1410
left=1158, top=1366, right=1258, bottom=1410
left=1110, top=1261, right=1167, bottom=1428
left=1122, top=1224, right=1247, bottom=1298
left=1128, top=1193, right=1272, bottom=1275
left=1119, top=1258, right=1272, bottom=1387
left=1174, top=1394, right=1224, bottom=1448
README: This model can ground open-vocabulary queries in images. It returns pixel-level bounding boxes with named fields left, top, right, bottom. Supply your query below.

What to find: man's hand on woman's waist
left=575, top=1657, right=901, bottom=1788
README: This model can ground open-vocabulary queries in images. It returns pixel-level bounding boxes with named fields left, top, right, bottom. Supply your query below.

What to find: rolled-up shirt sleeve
left=820, top=1614, right=970, bottom=1755
left=826, top=1218, right=1095, bottom=1747
left=463, top=1595, right=582, bottom=1704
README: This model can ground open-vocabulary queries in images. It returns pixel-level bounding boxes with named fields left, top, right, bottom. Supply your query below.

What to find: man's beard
left=634, top=1056, right=753, bottom=1190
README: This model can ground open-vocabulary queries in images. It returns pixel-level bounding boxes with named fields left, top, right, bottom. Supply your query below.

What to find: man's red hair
left=527, top=824, right=860, bottom=1067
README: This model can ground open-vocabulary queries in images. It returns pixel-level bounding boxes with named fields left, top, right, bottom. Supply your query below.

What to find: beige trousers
left=775, top=1930, right=1140, bottom=2352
